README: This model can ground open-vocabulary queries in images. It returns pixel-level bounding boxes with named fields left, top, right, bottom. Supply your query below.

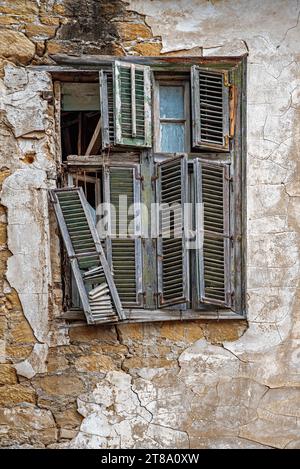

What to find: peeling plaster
left=1, top=169, right=52, bottom=343
left=14, top=343, right=48, bottom=379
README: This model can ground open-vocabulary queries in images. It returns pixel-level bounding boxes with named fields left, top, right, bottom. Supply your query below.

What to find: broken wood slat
left=49, top=187, right=125, bottom=324
left=85, top=118, right=101, bottom=156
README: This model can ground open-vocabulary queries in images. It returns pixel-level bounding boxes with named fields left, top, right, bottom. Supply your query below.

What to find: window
left=154, top=80, right=190, bottom=153
left=50, top=56, right=246, bottom=325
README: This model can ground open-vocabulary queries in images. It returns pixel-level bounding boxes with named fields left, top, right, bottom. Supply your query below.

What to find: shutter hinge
left=134, top=167, right=144, bottom=189
left=154, top=292, right=162, bottom=304
left=151, top=174, right=158, bottom=189
left=138, top=291, right=146, bottom=304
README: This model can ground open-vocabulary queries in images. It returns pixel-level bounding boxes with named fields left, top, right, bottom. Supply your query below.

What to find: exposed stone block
left=0, top=30, right=35, bottom=64
left=0, top=364, right=17, bottom=385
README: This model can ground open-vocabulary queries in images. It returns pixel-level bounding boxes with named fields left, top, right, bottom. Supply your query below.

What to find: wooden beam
left=49, top=54, right=247, bottom=67
left=85, top=118, right=101, bottom=156
left=77, top=112, right=82, bottom=155
left=61, top=308, right=246, bottom=323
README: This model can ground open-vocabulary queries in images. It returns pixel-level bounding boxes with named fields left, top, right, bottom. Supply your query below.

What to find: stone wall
left=0, top=0, right=300, bottom=449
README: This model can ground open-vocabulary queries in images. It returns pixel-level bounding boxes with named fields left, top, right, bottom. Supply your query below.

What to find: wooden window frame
left=153, top=79, right=191, bottom=153
left=51, top=54, right=247, bottom=324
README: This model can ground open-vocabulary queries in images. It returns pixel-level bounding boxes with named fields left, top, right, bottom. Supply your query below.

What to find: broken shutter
left=103, top=166, right=143, bottom=306
left=191, top=66, right=230, bottom=151
left=49, top=187, right=125, bottom=324
left=194, top=160, right=232, bottom=307
left=99, top=70, right=115, bottom=149
left=114, top=61, right=152, bottom=147
left=157, top=156, right=189, bottom=307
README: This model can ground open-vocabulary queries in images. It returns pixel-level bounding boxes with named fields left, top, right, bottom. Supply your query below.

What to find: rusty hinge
left=151, top=173, right=158, bottom=189
left=138, top=291, right=146, bottom=304
left=153, top=292, right=162, bottom=303
left=134, top=167, right=144, bottom=189
left=224, top=173, right=233, bottom=182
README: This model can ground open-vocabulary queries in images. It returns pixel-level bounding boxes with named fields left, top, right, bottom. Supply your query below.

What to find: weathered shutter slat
left=114, top=61, right=151, bottom=147
left=49, top=187, right=125, bottom=323
left=191, top=66, right=230, bottom=151
left=195, top=160, right=231, bottom=307
left=104, top=166, right=143, bottom=306
left=99, top=70, right=115, bottom=149
left=157, top=156, right=189, bottom=307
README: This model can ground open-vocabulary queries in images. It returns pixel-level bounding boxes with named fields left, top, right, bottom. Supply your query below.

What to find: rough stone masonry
left=0, top=0, right=300, bottom=449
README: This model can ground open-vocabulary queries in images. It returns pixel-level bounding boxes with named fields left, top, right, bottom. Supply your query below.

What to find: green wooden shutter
left=99, top=70, right=115, bottom=149
left=114, top=61, right=151, bottom=147
left=191, top=66, right=230, bottom=151
left=103, top=166, right=143, bottom=306
left=194, top=160, right=232, bottom=307
left=157, top=156, right=189, bottom=307
left=49, top=187, right=125, bottom=324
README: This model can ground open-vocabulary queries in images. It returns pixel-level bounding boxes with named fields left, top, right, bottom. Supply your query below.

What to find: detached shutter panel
left=104, top=166, right=143, bottom=306
left=49, top=188, right=125, bottom=324
left=114, top=61, right=151, bottom=147
left=191, top=66, right=230, bottom=151
left=157, top=156, right=189, bottom=307
left=195, top=160, right=231, bottom=307
left=99, top=70, right=115, bottom=149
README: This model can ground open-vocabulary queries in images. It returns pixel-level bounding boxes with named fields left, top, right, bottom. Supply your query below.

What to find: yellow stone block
left=0, top=384, right=36, bottom=406
left=0, top=364, right=17, bottom=385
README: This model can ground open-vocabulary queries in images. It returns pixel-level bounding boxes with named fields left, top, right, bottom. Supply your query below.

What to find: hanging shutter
left=99, top=70, right=115, bottom=149
left=113, top=61, right=151, bottom=147
left=49, top=187, right=125, bottom=324
left=194, top=160, right=232, bottom=307
left=191, top=66, right=230, bottom=151
left=104, top=166, right=143, bottom=306
left=157, top=156, right=189, bottom=307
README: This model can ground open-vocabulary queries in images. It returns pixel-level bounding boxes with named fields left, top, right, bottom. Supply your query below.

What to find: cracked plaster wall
left=0, top=0, right=300, bottom=449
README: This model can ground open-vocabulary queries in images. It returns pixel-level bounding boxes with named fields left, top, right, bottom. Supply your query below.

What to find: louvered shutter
left=114, top=61, right=151, bottom=147
left=49, top=187, right=125, bottom=324
left=157, top=156, right=189, bottom=307
left=103, top=166, right=143, bottom=306
left=99, top=70, right=115, bottom=149
left=194, top=160, right=232, bottom=307
left=191, top=66, right=230, bottom=151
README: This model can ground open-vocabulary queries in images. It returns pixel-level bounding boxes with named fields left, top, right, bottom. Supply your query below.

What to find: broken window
left=50, top=56, right=245, bottom=325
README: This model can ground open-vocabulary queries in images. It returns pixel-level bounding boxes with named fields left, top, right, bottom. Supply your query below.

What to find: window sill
left=61, top=308, right=246, bottom=324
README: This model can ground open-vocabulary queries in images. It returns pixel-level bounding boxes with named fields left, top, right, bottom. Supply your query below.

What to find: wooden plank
left=230, top=57, right=247, bottom=317
left=131, top=64, right=136, bottom=138
left=53, top=81, right=62, bottom=165
left=61, top=83, right=99, bottom=111
left=48, top=54, right=246, bottom=68
left=140, top=151, right=157, bottom=309
left=144, top=67, right=152, bottom=147
left=85, top=118, right=101, bottom=156
left=99, top=70, right=110, bottom=148
left=191, top=65, right=201, bottom=148
left=62, top=308, right=246, bottom=323
left=77, top=112, right=82, bottom=155
left=133, top=166, right=143, bottom=305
